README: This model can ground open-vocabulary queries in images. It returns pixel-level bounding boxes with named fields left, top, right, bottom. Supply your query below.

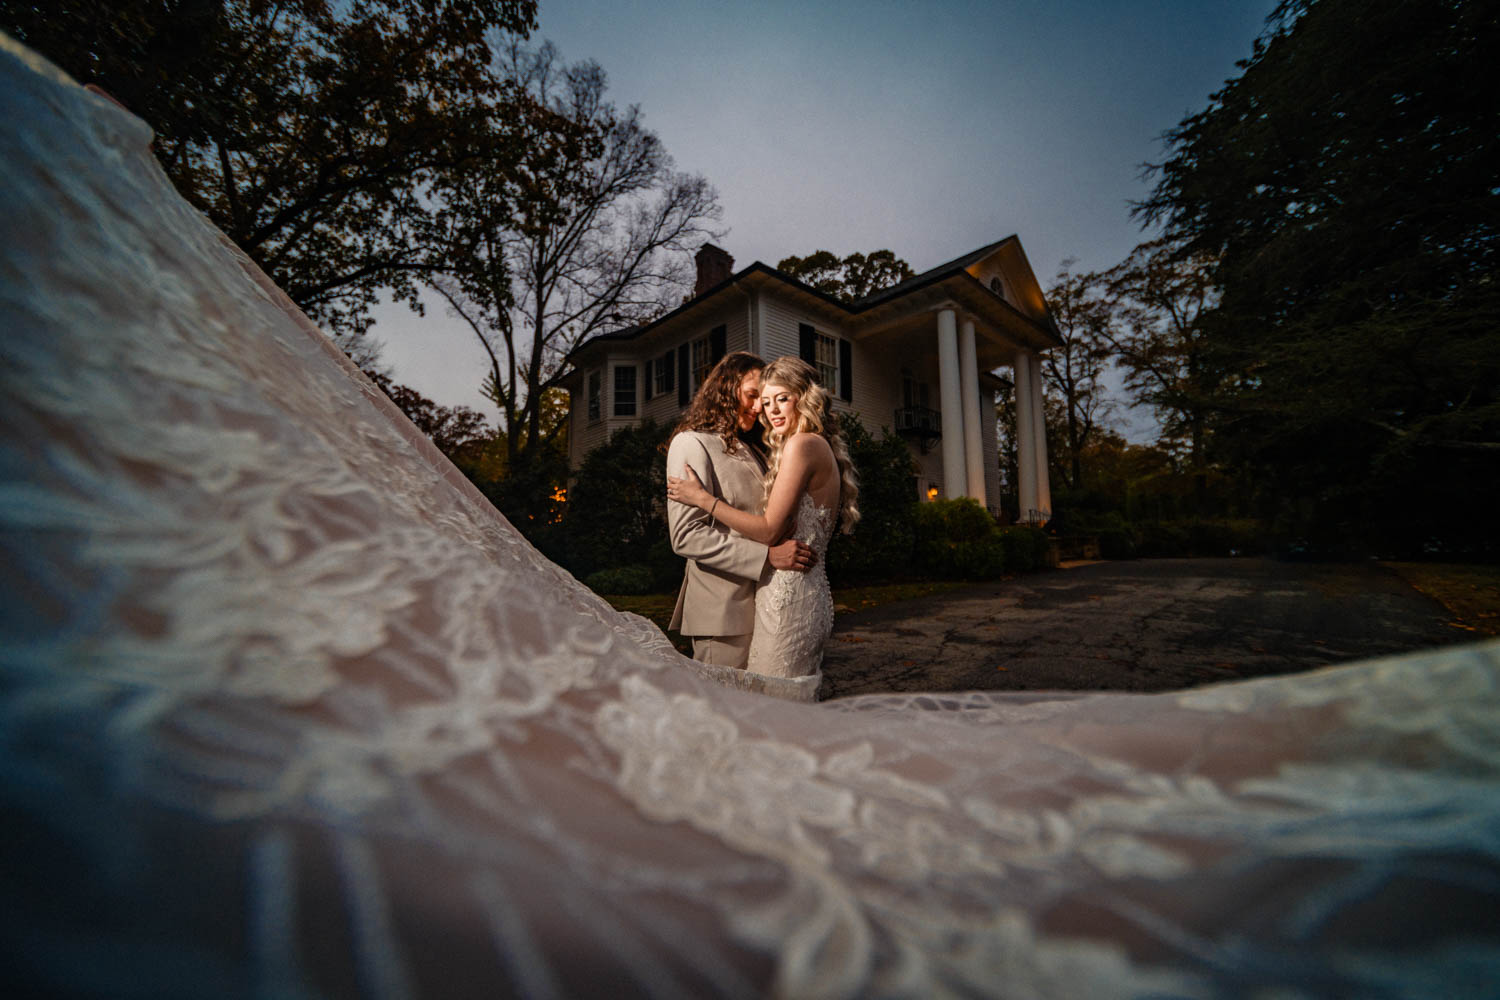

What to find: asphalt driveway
left=820, top=557, right=1468, bottom=700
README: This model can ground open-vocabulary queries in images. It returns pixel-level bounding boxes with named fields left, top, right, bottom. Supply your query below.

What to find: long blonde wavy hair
left=757, top=357, right=860, bottom=534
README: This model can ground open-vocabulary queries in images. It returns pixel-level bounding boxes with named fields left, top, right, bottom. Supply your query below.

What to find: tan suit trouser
left=691, top=634, right=752, bottom=670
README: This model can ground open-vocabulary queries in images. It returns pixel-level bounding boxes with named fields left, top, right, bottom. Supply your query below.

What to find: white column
left=936, top=308, right=966, bottom=500
left=1013, top=351, right=1037, bottom=520
left=1029, top=355, right=1052, bottom=520
left=959, top=318, right=986, bottom=507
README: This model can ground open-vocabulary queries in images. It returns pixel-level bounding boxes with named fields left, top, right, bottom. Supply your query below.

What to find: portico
left=931, top=305, right=1052, bottom=522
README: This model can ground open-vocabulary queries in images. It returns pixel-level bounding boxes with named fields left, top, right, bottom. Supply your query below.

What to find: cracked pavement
left=820, top=558, right=1467, bottom=700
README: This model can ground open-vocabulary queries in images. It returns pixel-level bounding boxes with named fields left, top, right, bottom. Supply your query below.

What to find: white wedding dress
left=747, top=495, right=836, bottom=691
left=3, top=33, right=1500, bottom=999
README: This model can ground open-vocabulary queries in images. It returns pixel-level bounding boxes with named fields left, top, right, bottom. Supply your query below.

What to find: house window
left=586, top=370, right=601, bottom=422
left=613, top=364, right=637, bottom=417
left=654, top=349, right=673, bottom=396
left=814, top=333, right=838, bottom=389
left=901, top=368, right=931, bottom=409
left=990, top=276, right=1007, bottom=301
left=798, top=322, right=852, bottom=402
left=691, top=336, right=712, bottom=390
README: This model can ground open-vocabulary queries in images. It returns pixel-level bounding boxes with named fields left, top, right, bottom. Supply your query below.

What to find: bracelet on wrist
left=709, top=497, right=720, bottom=521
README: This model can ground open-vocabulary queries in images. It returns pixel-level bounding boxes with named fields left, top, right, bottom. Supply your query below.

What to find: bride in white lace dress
left=668, top=357, right=859, bottom=682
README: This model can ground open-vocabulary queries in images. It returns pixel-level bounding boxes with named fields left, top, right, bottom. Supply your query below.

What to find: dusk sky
left=374, top=0, right=1278, bottom=434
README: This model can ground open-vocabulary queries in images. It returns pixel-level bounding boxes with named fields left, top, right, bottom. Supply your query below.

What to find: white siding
left=600, top=354, right=640, bottom=442
left=846, top=335, right=903, bottom=436
left=757, top=293, right=905, bottom=438
left=566, top=302, right=752, bottom=468
left=571, top=366, right=609, bottom=467
left=758, top=294, right=804, bottom=364
left=638, top=353, right=683, bottom=428
left=723, top=303, right=751, bottom=357
left=570, top=292, right=1001, bottom=517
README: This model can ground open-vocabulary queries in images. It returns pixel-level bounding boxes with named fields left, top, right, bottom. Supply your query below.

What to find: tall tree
left=1136, top=0, right=1500, bottom=546
left=2, top=0, right=543, bottom=337
left=432, top=40, right=722, bottom=473
left=1041, top=260, right=1117, bottom=490
left=994, top=380, right=1071, bottom=525
left=777, top=250, right=915, bottom=303
left=1101, top=239, right=1221, bottom=507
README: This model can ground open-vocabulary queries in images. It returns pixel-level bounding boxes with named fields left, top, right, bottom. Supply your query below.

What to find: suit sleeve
left=666, top=434, right=769, bottom=583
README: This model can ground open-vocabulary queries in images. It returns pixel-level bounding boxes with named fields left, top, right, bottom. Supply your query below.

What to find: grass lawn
left=601, top=579, right=975, bottom=654
left=1384, top=562, right=1500, bottom=638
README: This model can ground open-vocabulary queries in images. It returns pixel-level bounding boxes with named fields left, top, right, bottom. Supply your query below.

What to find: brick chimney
left=694, top=243, right=734, bottom=298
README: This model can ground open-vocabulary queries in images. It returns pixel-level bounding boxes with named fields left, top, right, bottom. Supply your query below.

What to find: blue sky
left=375, top=0, right=1277, bottom=432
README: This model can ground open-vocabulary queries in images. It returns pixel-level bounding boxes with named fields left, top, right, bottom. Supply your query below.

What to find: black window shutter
left=677, top=344, right=690, bottom=406
left=661, top=349, right=674, bottom=391
left=710, top=325, right=727, bottom=363
left=798, top=323, right=815, bottom=366
left=839, top=338, right=853, bottom=402
left=643, top=358, right=653, bottom=401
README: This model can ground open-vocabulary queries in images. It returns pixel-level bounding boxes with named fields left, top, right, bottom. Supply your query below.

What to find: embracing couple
left=665, top=352, right=859, bottom=688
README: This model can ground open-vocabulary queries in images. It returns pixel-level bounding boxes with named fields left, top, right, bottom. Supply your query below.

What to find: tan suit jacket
left=666, top=430, right=769, bottom=636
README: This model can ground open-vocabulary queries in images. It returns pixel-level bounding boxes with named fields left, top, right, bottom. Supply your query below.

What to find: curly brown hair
left=669, top=351, right=765, bottom=454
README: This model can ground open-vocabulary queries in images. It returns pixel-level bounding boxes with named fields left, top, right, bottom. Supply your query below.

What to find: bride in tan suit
left=665, top=352, right=814, bottom=669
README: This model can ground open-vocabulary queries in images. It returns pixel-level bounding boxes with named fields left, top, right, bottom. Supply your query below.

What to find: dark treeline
left=3, top=1, right=719, bottom=538
left=8, top=0, right=1495, bottom=578
left=1027, top=0, right=1499, bottom=560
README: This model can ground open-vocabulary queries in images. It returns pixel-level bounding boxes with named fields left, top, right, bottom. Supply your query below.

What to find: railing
left=893, top=406, right=942, bottom=436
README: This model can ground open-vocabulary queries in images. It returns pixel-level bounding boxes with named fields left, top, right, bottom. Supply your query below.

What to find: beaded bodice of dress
left=748, top=494, right=837, bottom=679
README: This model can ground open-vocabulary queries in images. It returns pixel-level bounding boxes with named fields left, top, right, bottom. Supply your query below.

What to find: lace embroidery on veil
left=3, top=33, right=1500, bottom=999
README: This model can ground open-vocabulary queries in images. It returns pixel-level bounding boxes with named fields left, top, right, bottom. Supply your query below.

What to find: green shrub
left=584, top=564, right=656, bottom=595
left=998, top=525, right=1049, bottom=572
left=1138, top=520, right=1189, bottom=557
left=1097, top=528, right=1138, bottom=560
left=950, top=537, right=1007, bottom=578
left=1135, top=518, right=1269, bottom=557
left=1065, top=510, right=1138, bottom=560
left=562, top=421, right=671, bottom=577
left=1204, top=518, right=1270, bottom=556
left=826, top=414, right=919, bottom=585
left=645, top=538, right=685, bottom=592
left=912, top=498, right=1006, bottom=580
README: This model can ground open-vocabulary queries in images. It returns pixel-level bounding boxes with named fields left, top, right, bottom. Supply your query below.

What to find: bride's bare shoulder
left=783, top=433, right=837, bottom=479
left=784, top=431, right=833, bottom=459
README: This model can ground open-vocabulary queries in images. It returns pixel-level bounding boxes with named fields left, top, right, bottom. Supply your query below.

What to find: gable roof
left=848, top=236, right=1018, bottom=310
left=562, top=236, right=1059, bottom=372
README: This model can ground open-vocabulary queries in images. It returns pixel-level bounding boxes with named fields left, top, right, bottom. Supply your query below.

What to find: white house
left=558, top=238, right=1059, bottom=522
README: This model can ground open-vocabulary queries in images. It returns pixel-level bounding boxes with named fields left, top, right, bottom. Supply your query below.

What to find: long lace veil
left=2, top=34, right=1498, bottom=998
